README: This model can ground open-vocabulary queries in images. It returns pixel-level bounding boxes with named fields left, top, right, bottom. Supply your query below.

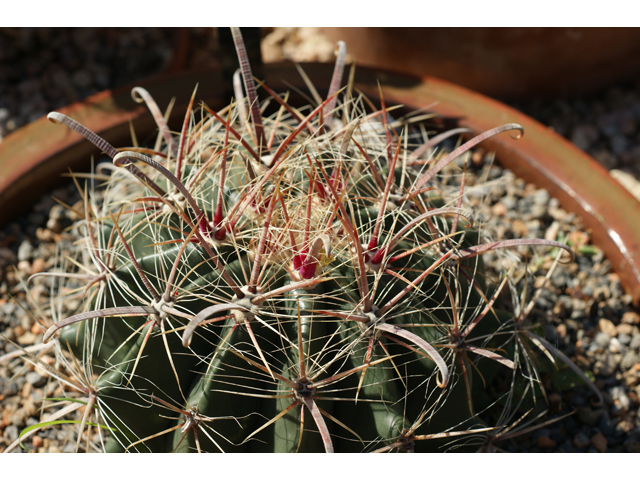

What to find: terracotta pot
left=320, top=28, right=640, bottom=100
left=1, top=63, right=639, bottom=305
left=0, top=69, right=226, bottom=226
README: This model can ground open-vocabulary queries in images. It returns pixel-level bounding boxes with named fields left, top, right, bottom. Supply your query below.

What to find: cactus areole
left=41, top=29, right=577, bottom=453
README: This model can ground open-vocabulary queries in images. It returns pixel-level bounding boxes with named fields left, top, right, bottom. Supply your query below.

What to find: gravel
left=1, top=27, right=640, bottom=453
left=514, top=86, right=640, bottom=182
left=0, top=27, right=220, bottom=140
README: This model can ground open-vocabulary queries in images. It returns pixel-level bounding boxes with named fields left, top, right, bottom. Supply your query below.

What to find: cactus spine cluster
left=33, top=28, right=579, bottom=453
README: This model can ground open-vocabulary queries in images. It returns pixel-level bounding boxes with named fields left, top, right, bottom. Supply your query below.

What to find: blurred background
left=2, top=27, right=640, bottom=187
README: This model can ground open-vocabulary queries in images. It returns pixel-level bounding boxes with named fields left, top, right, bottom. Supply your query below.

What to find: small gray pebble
left=1, top=301, right=17, bottom=316
left=529, top=205, right=547, bottom=219
left=587, top=342, right=602, bottom=355
left=63, top=443, right=78, bottom=453
left=48, top=204, right=65, bottom=221
left=10, top=375, right=25, bottom=390
left=533, top=188, right=550, bottom=205
left=611, top=134, right=629, bottom=155
left=609, top=337, right=624, bottom=353
left=17, top=240, right=34, bottom=262
left=25, top=417, right=39, bottom=427
left=595, top=356, right=617, bottom=376
left=609, top=385, right=631, bottom=412
left=624, top=438, right=640, bottom=453
left=51, top=70, right=71, bottom=89
left=501, top=196, right=517, bottom=210
left=0, top=247, right=18, bottom=264
left=597, top=412, right=615, bottom=436
left=618, top=333, right=632, bottom=345
left=3, top=380, right=20, bottom=397
left=550, top=429, right=566, bottom=444
left=569, top=393, right=587, bottom=407
left=3, top=425, right=19, bottom=443
left=72, top=70, right=92, bottom=89
left=532, top=428, right=551, bottom=439
left=577, top=407, right=601, bottom=426
left=9, top=411, right=26, bottom=426
left=573, top=431, right=591, bottom=449
left=594, top=332, right=611, bottom=347
left=50, top=187, right=69, bottom=203
left=630, top=334, right=640, bottom=350
left=559, top=440, right=576, bottom=453
left=46, top=218, right=61, bottom=233
left=621, top=350, right=639, bottom=371
left=25, top=371, right=46, bottom=388
left=570, top=124, right=599, bottom=151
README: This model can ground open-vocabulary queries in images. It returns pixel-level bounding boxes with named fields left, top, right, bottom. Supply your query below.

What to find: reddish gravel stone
left=591, top=432, right=608, bottom=453
left=537, top=436, right=557, bottom=449
left=32, top=435, right=43, bottom=448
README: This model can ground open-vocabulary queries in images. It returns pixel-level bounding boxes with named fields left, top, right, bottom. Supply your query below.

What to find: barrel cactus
left=27, top=28, right=587, bottom=453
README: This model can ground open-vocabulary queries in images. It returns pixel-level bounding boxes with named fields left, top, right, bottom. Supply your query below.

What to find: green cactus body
left=39, top=32, right=582, bottom=453
left=173, top=318, right=269, bottom=453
